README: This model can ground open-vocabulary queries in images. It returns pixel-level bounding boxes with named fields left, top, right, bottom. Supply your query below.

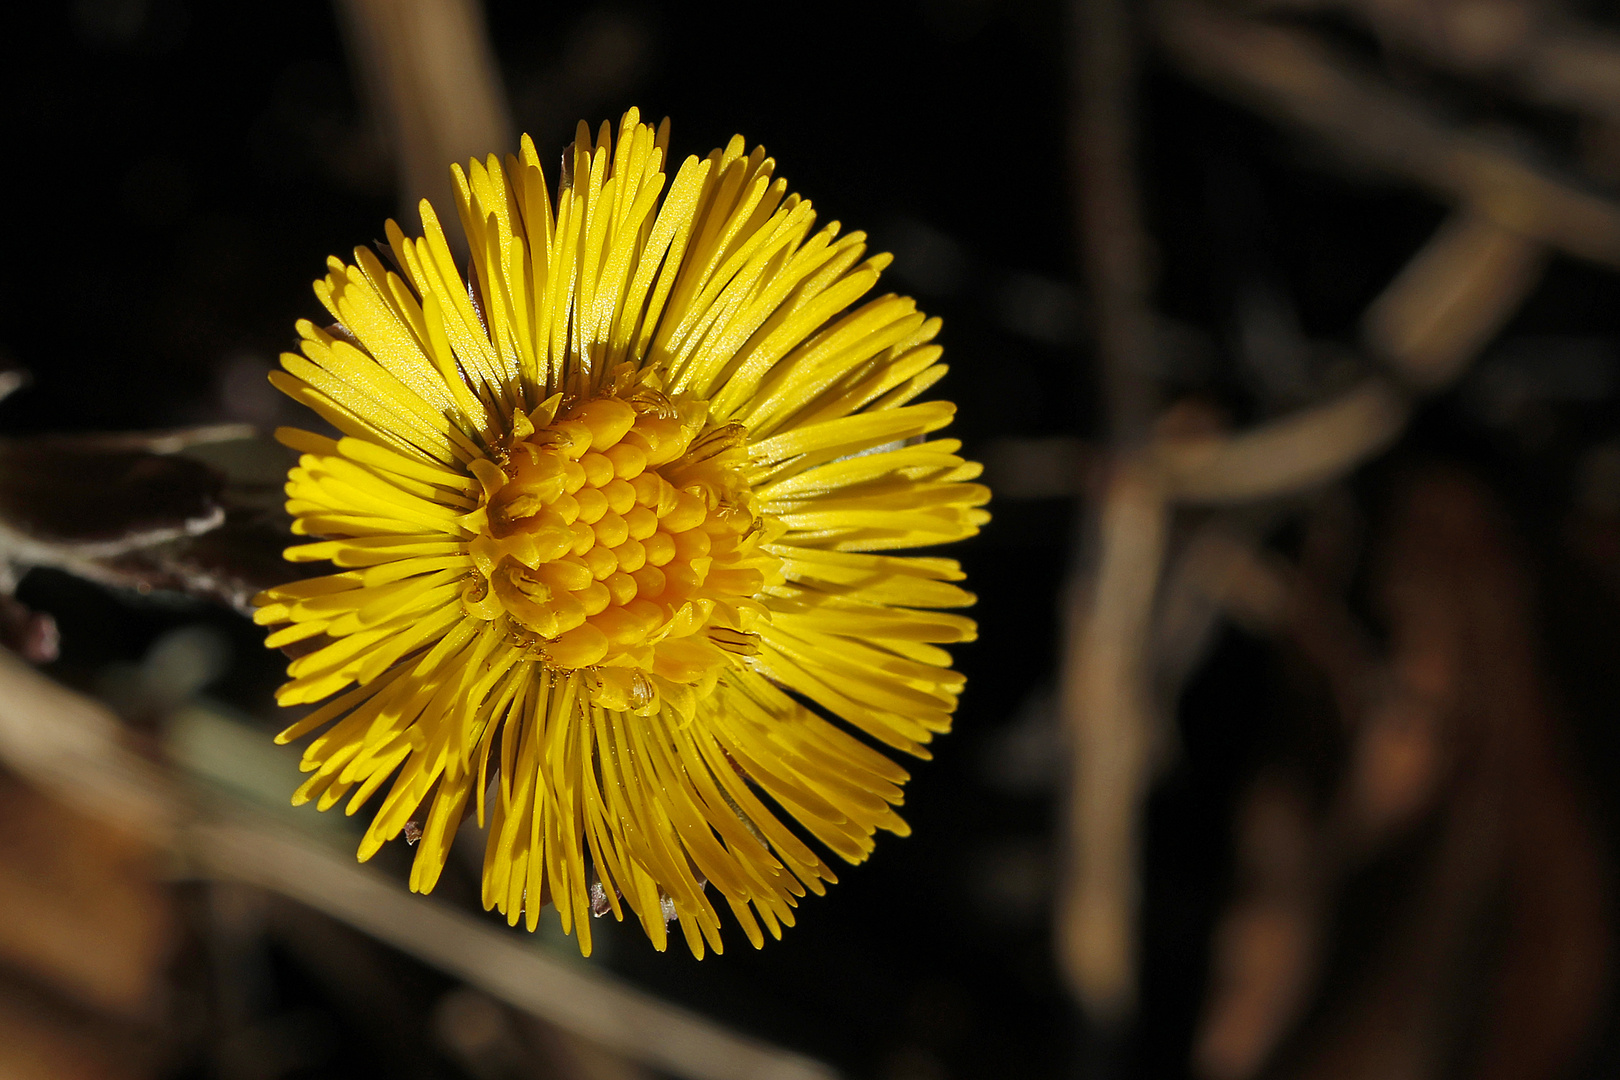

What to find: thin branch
left=1154, top=0, right=1620, bottom=267
left=1362, top=213, right=1546, bottom=390
left=1072, top=0, right=1159, bottom=443
left=1058, top=459, right=1170, bottom=1021
left=194, top=821, right=837, bottom=1080
left=1060, top=0, right=1168, bottom=1026
left=1253, top=0, right=1620, bottom=128
left=1160, top=379, right=1407, bottom=504
left=13, top=423, right=260, bottom=456
left=0, top=649, right=838, bottom=1080
left=337, top=0, right=515, bottom=231
left=1160, top=207, right=1544, bottom=504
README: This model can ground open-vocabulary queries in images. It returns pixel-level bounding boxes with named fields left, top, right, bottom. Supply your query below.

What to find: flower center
left=459, top=392, right=778, bottom=711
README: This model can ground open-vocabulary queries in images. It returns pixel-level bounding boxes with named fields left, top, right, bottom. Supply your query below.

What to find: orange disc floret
left=459, top=386, right=779, bottom=712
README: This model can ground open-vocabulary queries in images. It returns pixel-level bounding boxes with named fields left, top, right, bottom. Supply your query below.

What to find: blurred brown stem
left=1061, top=0, right=1559, bottom=1031
left=1060, top=0, right=1169, bottom=1025
left=1159, top=380, right=1409, bottom=504
left=1154, top=0, right=1620, bottom=267
left=337, top=0, right=515, bottom=231
left=1160, top=208, right=1545, bottom=503
left=1071, top=0, right=1158, bottom=444
left=1362, top=214, right=1547, bottom=390
left=1059, top=459, right=1170, bottom=1021
left=0, top=648, right=837, bottom=1080
left=1253, top=0, right=1620, bottom=127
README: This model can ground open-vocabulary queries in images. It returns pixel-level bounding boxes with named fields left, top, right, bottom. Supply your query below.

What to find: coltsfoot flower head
left=256, top=110, right=990, bottom=956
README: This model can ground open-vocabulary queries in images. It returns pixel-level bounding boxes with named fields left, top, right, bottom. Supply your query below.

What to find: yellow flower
left=254, top=109, right=990, bottom=956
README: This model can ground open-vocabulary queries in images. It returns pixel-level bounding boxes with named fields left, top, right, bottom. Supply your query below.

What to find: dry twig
left=1059, top=459, right=1170, bottom=1020
left=1060, top=0, right=1170, bottom=1023
left=337, top=0, right=514, bottom=229
left=1254, top=0, right=1620, bottom=127
left=1059, top=0, right=1567, bottom=1040
left=1153, top=0, right=1620, bottom=266
left=0, top=648, right=838, bottom=1080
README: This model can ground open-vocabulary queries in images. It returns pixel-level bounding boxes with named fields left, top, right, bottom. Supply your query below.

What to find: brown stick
left=1153, top=0, right=1620, bottom=267
left=1363, top=214, right=1547, bottom=390
left=1058, top=458, right=1170, bottom=1021
left=1160, top=379, right=1409, bottom=504
left=1161, top=206, right=1545, bottom=504
left=194, top=820, right=836, bottom=1080
left=0, top=649, right=838, bottom=1080
left=1071, top=0, right=1159, bottom=443
left=1061, top=0, right=1557, bottom=1033
left=1253, top=0, right=1620, bottom=128
left=1059, top=0, right=1170, bottom=1024
left=337, top=0, right=515, bottom=230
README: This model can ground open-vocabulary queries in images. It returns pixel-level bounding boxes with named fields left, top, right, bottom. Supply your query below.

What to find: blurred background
left=4, top=0, right=1620, bottom=1078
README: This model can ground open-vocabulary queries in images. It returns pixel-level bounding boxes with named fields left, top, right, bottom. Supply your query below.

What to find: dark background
left=4, top=2, right=1620, bottom=1079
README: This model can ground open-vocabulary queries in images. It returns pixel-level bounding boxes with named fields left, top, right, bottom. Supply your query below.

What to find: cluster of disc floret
left=459, top=390, right=779, bottom=714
